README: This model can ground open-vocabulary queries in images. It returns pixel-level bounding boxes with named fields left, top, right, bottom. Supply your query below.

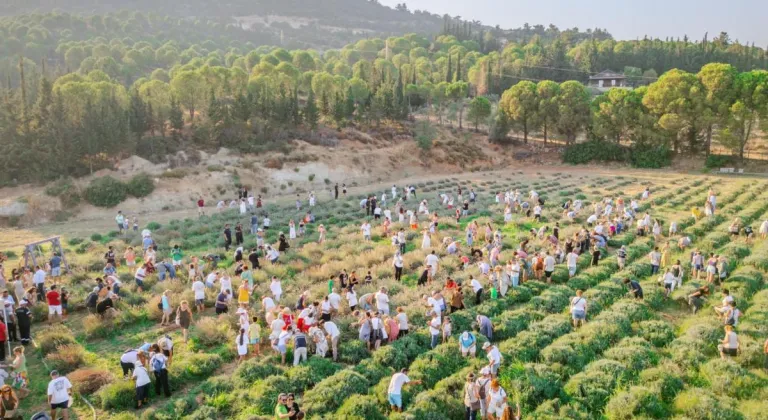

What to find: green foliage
left=673, top=388, right=743, bottom=420
left=84, top=176, right=128, bottom=207
left=302, top=370, right=369, bottom=415
left=125, top=172, right=155, bottom=198
left=605, top=386, right=669, bottom=419
left=629, top=144, right=672, bottom=168
left=706, top=154, right=735, bottom=168
left=336, top=395, right=387, bottom=420
left=562, top=141, right=628, bottom=164
left=96, top=380, right=135, bottom=410
left=414, top=120, right=436, bottom=150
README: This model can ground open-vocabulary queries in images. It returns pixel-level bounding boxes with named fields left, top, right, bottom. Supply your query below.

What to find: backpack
left=477, top=378, right=489, bottom=400
left=151, top=355, right=164, bottom=372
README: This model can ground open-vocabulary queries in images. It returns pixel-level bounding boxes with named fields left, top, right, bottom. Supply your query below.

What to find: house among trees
left=588, top=70, right=628, bottom=90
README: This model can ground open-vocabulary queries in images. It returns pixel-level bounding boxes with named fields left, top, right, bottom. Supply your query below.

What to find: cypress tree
left=304, top=88, right=319, bottom=130
left=446, top=54, right=453, bottom=83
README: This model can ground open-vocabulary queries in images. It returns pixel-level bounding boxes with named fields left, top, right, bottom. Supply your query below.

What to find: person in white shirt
left=425, top=251, right=439, bottom=276
left=387, top=369, right=422, bottom=412
left=261, top=296, right=276, bottom=314
left=219, top=273, right=233, bottom=296
left=346, top=288, right=358, bottom=311
left=396, top=307, right=409, bottom=338
left=132, top=361, right=152, bottom=408
left=718, top=325, right=740, bottom=359
left=328, top=289, right=342, bottom=314
left=543, top=253, right=556, bottom=284
left=570, top=290, right=588, bottom=328
left=470, top=276, right=483, bottom=305
left=482, top=342, right=503, bottom=377
left=235, top=328, right=249, bottom=363
left=428, top=312, right=441, bottom=348
left=33, top=266, right=47, bottom=300
left=361, top=222, right=372, bottom=241
left=321, top=320, right=341, bottom=361
left=392, top=185, right=398, bottom=199
left=270, top=277, right=282, bottom=302
left=714, top=289, right=735, bottom=317
left=375, top=287, right=390, bottom=315
left=47, top=370, right=72, bottom=419
left=192, top=279, right=206, bottom=312
left=586, top=214, right=598, bottom=226
left=566, top=251, right=579, bottom=278
left=662, top=268, right=677, bottom=297
left=274, top=327, right=292, bottom=365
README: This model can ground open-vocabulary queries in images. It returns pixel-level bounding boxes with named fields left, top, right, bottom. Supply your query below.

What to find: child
left=132, top=216, right=139, bottom=232
left=364, top=271, right=373, bottom=285
left=442, top=317, right=452, bottom=344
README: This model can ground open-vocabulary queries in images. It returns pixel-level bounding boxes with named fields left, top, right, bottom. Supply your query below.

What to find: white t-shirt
left=120, top=350, right=139, bottom=364
left=321, top=300, right=331, bottom=314
left=133, top=366, right=151, bottom=387
left=346, top=291, right=358, bottom=307
left=396, top=312, right=408, bottom=329
left=571, top=296, right=587, bottom=311
left=426, top=254, right=439, bottom=268
left=192, top=281, right=206, bottom=300
left=388, top=373, right=411, bottom=395
left=271, top=319, right=286, bottom=335
left=236, top=334, right=249, bottom=355
left=567, top=253, right=578, bottom=267
left=376, top=292, right=390, bottom=311
left=726, top=331, right=738, bottom=348
left=429, top=317, right=440, bottom=335
left=471, top=278, right=483, bottom=293
left=587, top=215, right=598, bottom=224
left=270, top=280, right=282, bottom=296
left=722, top=295, right=734, bottom=306
left=262, top=297, right=276, bottom=312
left=394, top=255, right=404, bottom=268
left=277, top=330, right=292, bottom=346
left=324, top=322, right=341, bottom=338
left=219, top=277, right=232, bottom=292
left=47, top=377, right=72, bottom=404
left=33, top=270, right=47, bottom=285
left=544, top=256, right=556, bottom=271
left=427, top=297, right=442, bottom=315
left=650, top=252, right=661, bottom=265
left=487, top=346, right=502, bottom=364
left=361, top=224, right=371, bottom=235
left=663, top=272, right=676, bottom=284
left=374, top=207, right=382, bottom=216
left=328, top=293, right=341, bottom=309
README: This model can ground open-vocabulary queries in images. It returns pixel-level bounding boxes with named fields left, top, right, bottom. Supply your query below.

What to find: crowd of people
left=4, top=179, right=768, bottom=419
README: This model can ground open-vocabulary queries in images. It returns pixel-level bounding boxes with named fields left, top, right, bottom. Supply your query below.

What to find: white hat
left=480, top=367, right=490, bottom=375
left=482, top=342, right=491, bottom=349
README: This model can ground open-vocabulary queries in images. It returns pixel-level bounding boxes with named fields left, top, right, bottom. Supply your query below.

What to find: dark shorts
left=195, top=299, right=204, bottom=306
left=722, top=347, right=738, bottom=356
left=545, top=270, right=553, bottom=279
left=51, top=400, right=69, bottom=410
left=664, top=283, right=673, bottom=290
left=136, top=383, right=150, bottom=401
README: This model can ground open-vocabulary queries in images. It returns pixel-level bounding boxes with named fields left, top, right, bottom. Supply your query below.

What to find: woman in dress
left=8, top=347, right=28, bottom=398
left=289, top=220, right=297, bottom=240
left=660, top=242, right=671, bottom=268
left=176, top=301, right=192, bottom=342
left=318, top=224, right=327, bottom=243
left=504, top=205, right=512, bottom=223
left=235, top=328, right=249, bottom=363
left=421, top=229, right=431, bottom=249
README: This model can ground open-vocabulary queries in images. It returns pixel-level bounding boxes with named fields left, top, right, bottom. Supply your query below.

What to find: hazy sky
left=380, top=0, right=768, bottom=46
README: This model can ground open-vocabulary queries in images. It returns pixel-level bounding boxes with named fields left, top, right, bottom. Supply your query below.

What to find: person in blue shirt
left=142, top=236, right=153, bottom=252
left=103, top=263, right=116, bottom=276
left=49, top=253, right=62, bottom=278
left=623, top=278, right=644, bottom=299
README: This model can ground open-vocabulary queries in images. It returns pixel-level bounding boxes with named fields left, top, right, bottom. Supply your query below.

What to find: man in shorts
left=47, top=370, right=72, bottom=420
left=459, top=331, right=476, bottom=357
left=49, top=252, right=62, bottom=279
left=483, top=342, right=503, bottom=377
left=543, top=252, right=556, bottom=284
left=387, top=368, right=422, bottom=412
left=46, top=284, right=63, bottom=323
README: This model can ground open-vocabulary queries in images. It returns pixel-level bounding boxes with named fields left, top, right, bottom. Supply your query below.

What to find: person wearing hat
left=132, top=360, right=151, bottom=408
left=387, top=368, right=422, bottom=412
left=463, top=372, right=480, bottom=420
left=46, top=370, right=71, bottom=420
left=476, top=367, right=492, bottom=418
left=459, top=331, right=477, bottom=358
left=483, top=342, right=503, bottom=377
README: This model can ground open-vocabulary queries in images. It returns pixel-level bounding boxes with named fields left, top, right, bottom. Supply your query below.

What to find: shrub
left=234, top=359, right=284, bottom=386
left=146, top=221, right=161, bottom=230
left=500, top=362, right=564, bottom=410
left=302, top=370, right=369, bottom=415
left=126, top=173, right=155, bottom=198
left=339, top=339, right=370, bottom=364
left=84, top=176, right=127, bottom=207
left=630, top=145, right=672, bottom=168
left=308, top=174, right=316, bottom=181
left=285, top=357, right=343, bottom=391
left=353, top=359, right=394, bottom=384
left=636, top=320, right=676, bottom=347
left=640, top=363, right=684, bottom=403
left=199, top=375, right=235, bottom=395
left=605, top=385, right=669, bottom=419
left=45, top=344, right=86, bottom=374
left=90, top=233, right=103, bottom=242
left=68, top=369, right=113, bottom=394
left=562, top=141, right=627, bottom=165
left=705, top=154, right=734, bottom=169
left=37, top=327, right=77, bottom=356
left=336, top=395, right=387, bottom=420
left=207, top=164, right=225, bottom=172
left=673, top=388, right=742, bottom=420
left=739, top=400, right=768, bottom=420
left=97, top=380, right=135, bottom=410
left=699, top=359, right=764, bottom=399
left=252, top=375, right=300, bottom=414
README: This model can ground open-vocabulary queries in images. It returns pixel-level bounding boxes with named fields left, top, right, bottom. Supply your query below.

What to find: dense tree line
left=495, top=63, right=768, bottom=162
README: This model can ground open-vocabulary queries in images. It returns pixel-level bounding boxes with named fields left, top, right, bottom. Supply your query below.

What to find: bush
left=302, top=370, right=369, bottom=415
left=630, top=145, right=672, bottom=168
left=252, top=375, right=299, bottom=414
left=605, top=385, right=669, bottom=419
left=699, top=359, right=764, bottom=399
left=84, top=176, right=127, bottom=207
left=354, top=359, right=394, bottom=385
left=336, top=395, right=387, bottom=420
left=68, top=369, right=113, bottom=394
left=339, top=339, right=370, bottom=364
left=126, top=173, right=155, bottom=198
left=97, top=380, right=135, bottom=410
left=705, top=154, right=734, bottom=169
left=234, top=359, right=284, bottom=386
left=286, top=357, right=343, bottom=391
left=199, top=375, right=235, bottom=395
left=640, top=363, right=684, bottom=403
left=673, top=388, right=742, bottom=420
left=562, top=141, right=627, bottom=165
left=500, top=362, right=564, bottom=410
left=37, top=327, right=77, bottom=356
left=45, top=344, right=86, bottom=374
left=636, top=320, right=676, bottom=347
left=308, top=174, right=316, bottom=182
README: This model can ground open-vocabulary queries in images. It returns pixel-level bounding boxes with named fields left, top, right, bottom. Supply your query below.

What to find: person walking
left=176, top=301, right=192, bottom=343
left=149, top=344, right=171, bottom=397
left=235, top=328, right=249, bottom=364
left=47, top=370, right=72, bottom=420
left=387, top=368, right=422, bottom=413
left=463, top=372, right=481, bottom=420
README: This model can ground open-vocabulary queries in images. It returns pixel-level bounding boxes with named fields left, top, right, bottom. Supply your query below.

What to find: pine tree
left=485, top=60, right=492, bottom=95
left=304, top=88, right=319, bottom=130
left=333, top=92, right=345, bottom=127
left=446, top=54, right=453, bottom=83
left=291, top=89, right=302, bottom=125
left=128, top=92, right=148, bottom=140
left=233, top=93, right=252, bottom=122
left=169, top=96, right=184, bottom=133
left=455, top=53, right=462, bottom=82
left=319, top=91, right=331, bottom=117
left=344, top=86, right=355, bottom=118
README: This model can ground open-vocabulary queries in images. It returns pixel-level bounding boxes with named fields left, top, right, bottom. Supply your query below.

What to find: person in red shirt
left=197, top=197, right=205, bottom=217
left=445, top=277, right=458, bottom=291
left=0, top=320, right=6, bottom=360
left=46, top=284, right=62, bottom=324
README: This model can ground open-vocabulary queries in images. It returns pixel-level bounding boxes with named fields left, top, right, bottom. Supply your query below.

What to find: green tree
left=445, top=81, right=469, bottom=129
left=536, top=80, right=560, bottom=143
left=718, top=70, right=768, bottom=161
left=467, top=96, right=492, bottom=131
left=501, top=81, right=538, bottom=143
left=170, top=70, right=206, bottom=120
left=698, top=63, right=738, bottom=155
left=304, top=88, right=319, bottom=130
left=555, top=81, right=591, bottom=145
left=169, top=96, right=184, bottom=133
